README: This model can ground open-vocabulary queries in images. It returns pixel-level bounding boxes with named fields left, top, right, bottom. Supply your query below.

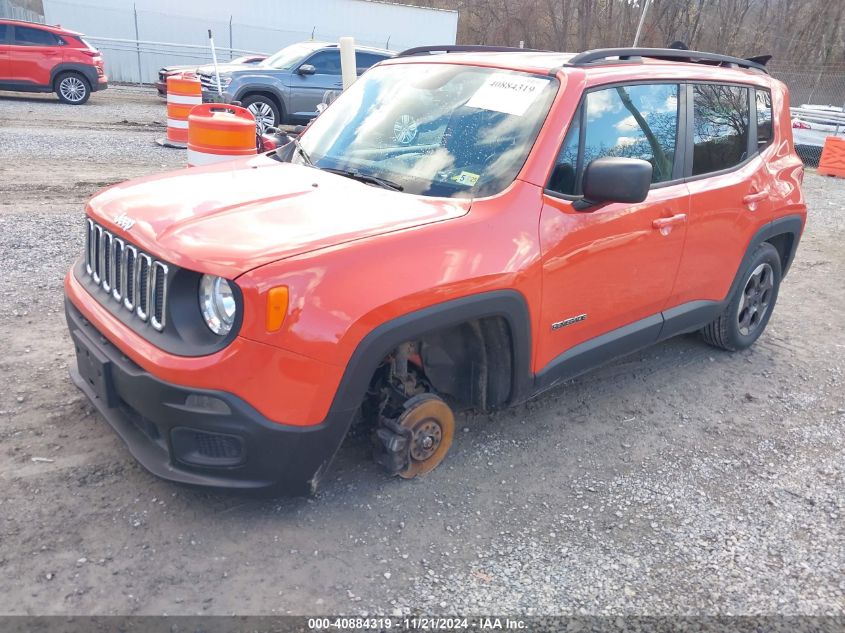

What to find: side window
left=548, top=107, right=581, bottom=196
left=692, top=84, right=750, bottom=176
left=0, top=25, right=8, bottom=43
left=547, top=83, right=679, bottom=196
left=356, top=53, right=388, bottom=73
left=756, top=89, right=773, bottom=150
left=13, top=26, right=61, bottom=46
left=303, top=50, right=342, bottom=75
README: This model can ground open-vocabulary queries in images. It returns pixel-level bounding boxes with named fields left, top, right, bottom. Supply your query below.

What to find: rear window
left=692, top=84, right=750, bottom=176
left=756, top=89, right=773, bottom=149
left=14, top=25, right=62, bottom=46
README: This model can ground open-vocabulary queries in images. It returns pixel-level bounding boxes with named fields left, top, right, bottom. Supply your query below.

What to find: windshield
left=262, top=43, right=317, bottom=70
left=297, top=63, right=558, bottom=198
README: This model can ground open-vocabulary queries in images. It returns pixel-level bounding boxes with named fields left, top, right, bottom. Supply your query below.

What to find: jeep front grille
left=84, top=219, right=169, bottom=332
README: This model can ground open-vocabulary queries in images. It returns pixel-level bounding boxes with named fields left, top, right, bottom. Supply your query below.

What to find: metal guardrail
left=86, top=36, right=267, bottom=63
left=87, top=36, right=265, bottom=57
left=790, top=106, right=845, bottom=127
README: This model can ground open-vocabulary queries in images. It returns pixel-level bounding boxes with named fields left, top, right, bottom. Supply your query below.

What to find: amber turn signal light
left=266, top=286, right=289, bottom=332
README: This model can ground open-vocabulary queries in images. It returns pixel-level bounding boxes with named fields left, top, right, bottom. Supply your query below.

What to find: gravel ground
left=0, top=86, right=843, bottom=617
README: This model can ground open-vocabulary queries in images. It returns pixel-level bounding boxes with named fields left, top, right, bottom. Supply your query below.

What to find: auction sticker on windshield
left=465, top=73, right=550, bottom=116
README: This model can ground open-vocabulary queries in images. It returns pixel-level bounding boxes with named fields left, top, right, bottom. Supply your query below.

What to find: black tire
left=481, top=318, right=512, bottom=409
left=241, top=94, right=281, bottom=132
left=55, top=72, right=91, bottom=105
left=701, top=242, right=782, bottom=351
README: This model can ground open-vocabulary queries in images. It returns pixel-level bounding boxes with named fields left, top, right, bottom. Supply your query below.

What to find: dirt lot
left=0, top=86, right=843, bottom=617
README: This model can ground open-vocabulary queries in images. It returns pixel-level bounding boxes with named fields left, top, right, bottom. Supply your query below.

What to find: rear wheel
left=701, top=242, right=782, bottom=351
left=241, top=95, right=280, bottom=132
left=55, top=72, right=91, bottom=105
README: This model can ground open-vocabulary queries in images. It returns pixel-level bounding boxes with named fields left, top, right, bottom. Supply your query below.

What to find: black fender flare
left=326, top=290, right=534, bottom=419
left=726, top=214, right=805, bottom=301
left=50, top=63, right=97, bottom=89
left=661, top=214, right=806, bottom=341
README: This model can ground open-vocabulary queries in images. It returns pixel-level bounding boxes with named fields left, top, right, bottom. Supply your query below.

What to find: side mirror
left=573, top=157, right=653, bottom=211
left=297, top=64, right=316, bottom=76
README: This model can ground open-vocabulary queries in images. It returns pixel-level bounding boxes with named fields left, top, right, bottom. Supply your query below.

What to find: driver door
left=536, top=82, right=689, bottom=377
left=0, top=24, right=10, bottom=81
left=288, top=49, right=343, bottom=120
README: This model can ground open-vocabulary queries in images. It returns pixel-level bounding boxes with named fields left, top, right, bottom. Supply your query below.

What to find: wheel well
left=367, top=316, right=515, bottom=416
left=54, top=70, right=89, bottom=89
left=239, top=91, right=284, bottom=117
left=765, top=232, right=795, bottom=275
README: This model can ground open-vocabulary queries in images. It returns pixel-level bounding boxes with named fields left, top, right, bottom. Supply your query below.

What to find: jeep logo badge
left=114, top=214, right=135, bottom=231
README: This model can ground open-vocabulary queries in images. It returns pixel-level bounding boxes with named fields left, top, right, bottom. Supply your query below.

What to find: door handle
left=652, top=213, right=687, bottom=232
left=743, top=189, right=769, bottom=210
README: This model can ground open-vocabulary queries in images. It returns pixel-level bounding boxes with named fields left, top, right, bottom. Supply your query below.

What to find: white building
left=39, top=0, right=458, bottom=82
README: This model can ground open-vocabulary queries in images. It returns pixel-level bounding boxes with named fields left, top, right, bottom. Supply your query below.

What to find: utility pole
left=633, top=0, right=652, bottom=47
left=133, top=3, right=142, bottom=84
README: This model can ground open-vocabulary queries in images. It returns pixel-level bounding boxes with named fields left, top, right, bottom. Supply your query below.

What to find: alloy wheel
left=393, top=114, right=418, bottom=145
left=59, top=76, right=87, bottom=103
left=247, top=102, right=275, bottom=133
left=737, top=262, right=774, bottom=336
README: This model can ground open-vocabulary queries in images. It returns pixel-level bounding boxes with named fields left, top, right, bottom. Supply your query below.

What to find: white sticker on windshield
left=465, top=73, right=549, bottom=116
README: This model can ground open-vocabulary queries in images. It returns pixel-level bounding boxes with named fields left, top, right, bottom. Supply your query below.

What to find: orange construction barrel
left=187, top=104, right=257, bottom=167
left=157, top=72, right=202, bottom=148
left=818, top=136, right=845, bottom=178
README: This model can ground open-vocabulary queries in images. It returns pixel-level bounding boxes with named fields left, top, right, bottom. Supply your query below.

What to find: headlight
left=215, top=75, right=232, bottom=89
left=199, top=274, right=236, bottom=335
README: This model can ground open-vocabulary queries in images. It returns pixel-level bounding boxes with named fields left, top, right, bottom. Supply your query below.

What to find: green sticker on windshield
left=452, top=171, right=480, bottom=186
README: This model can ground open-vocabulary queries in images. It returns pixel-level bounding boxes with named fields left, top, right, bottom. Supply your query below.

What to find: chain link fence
left=771, top=64, right=845, bottom=166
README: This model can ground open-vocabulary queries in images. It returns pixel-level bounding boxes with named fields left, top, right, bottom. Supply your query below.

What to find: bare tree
left=412, top=0, right=845, bottom=66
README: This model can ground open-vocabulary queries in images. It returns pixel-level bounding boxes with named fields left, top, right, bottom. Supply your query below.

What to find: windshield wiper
left=292, top=137, right=313, bottom=166
left=321, top=167, right=404, bottom=192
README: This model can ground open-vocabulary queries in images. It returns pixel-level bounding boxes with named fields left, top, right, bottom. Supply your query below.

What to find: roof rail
left=397, top=44, right=543, bottom=57
left=566, top=47, right=770, bottom=74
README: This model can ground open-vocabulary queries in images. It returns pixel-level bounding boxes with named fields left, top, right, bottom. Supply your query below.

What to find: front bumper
left=201, top=89, right=234, bottom=104
left=65, top=299, right=351, bottom=495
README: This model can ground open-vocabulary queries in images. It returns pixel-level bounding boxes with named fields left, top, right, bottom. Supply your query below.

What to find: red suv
left=64, top=46, right=805, bottom=495
left=0, top=19, right=107, bottom=104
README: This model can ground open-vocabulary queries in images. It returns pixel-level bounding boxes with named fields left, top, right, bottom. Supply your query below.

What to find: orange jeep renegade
left=65, top=46, right=806, bottom=494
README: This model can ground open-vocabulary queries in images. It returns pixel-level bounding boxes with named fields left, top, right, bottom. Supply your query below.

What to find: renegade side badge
left=552, top=314, right=587, bottom=330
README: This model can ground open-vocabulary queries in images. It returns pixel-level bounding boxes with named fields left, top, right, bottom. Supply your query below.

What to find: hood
left=86, top=156, right=471, bottom=279
left=162, top=64, right=198, bottom=74
left=196, top=63, right=259, bottom=76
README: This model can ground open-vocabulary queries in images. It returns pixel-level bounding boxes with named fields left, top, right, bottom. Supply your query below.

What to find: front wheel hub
left=374, top=394, right=455, bottom=479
